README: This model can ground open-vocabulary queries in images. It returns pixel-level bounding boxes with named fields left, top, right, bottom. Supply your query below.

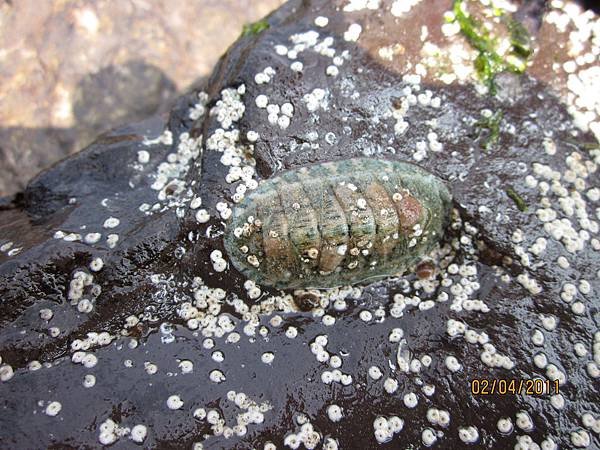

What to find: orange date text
left=470, top=378, right=560, bottom=396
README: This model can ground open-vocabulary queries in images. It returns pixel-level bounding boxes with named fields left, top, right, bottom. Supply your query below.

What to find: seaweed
left=506, top=187, right=528, bottom=212
left=242, top=19, right=270, bottom=37
left=453, top=0, right=532, bottom=94
left=565, top=138, right=600, bottom=152
left=507, top=18, right=533, bottom=59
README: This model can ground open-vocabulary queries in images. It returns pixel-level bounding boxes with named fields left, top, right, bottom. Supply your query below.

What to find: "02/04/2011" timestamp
left=470, top=378, right=560, bottom=396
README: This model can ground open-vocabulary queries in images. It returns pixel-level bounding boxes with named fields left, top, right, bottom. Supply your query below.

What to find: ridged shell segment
left=224, top=158, right=452, bottom=289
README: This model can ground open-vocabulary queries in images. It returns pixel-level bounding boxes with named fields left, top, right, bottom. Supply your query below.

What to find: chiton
left=224, top=158, right=452, bottom=289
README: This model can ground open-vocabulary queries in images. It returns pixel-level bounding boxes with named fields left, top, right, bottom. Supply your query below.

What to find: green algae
left=506, top=187, right=528, bottom=212
left=453, top=0, right=532, bottom=94
left=242, top=19, right=270, bottom=37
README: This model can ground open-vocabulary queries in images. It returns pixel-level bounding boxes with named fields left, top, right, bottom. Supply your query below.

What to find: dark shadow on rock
left=72, top=60, right=178, bottom=148
left=0, top=60, right=179, bottom=197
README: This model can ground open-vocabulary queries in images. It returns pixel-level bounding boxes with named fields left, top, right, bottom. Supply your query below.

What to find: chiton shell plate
left=224, top=158, right=452, bottom=289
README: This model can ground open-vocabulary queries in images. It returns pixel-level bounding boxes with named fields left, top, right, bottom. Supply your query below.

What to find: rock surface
left=0, top=0, right=599, bottom=449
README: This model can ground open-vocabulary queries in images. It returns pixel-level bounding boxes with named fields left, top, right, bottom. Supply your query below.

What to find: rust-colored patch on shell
left=397, top=194, right=422, bottom=233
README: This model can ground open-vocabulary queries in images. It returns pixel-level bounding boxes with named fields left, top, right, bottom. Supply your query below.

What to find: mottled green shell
left=224, top=158, right=452, bottom=289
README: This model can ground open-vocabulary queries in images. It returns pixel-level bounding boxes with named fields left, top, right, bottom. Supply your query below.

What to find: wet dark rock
left=0, top=0, right=599, bottom=449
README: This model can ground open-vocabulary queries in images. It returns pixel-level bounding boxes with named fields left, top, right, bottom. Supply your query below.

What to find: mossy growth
left=452, top=0, right=532, bottom=94
left=475, top=110, right=503, bottom=151
left=565, top=138, right=600, bottom=152
left=506, top=187, right=528, bottom=212
left=242, top=19, right=270, bottom=37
